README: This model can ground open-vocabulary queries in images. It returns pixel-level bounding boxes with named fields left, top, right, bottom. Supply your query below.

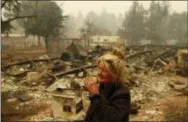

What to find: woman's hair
left=97, top=40, right=130, bottom=83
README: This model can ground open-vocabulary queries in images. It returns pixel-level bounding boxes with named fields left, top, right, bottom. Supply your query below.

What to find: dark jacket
left=85, top=81, right=130, bottom=122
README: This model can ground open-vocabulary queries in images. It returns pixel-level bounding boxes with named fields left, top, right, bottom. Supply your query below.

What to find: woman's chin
left=98, top=77, right=110, bottom=83
left=100, top=80, right=109, bottom=83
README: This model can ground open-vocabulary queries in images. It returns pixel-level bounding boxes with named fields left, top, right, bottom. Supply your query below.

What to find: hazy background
left=57, top=1, right=187, bottom=16
left=2, top=0, right=187, bottom=50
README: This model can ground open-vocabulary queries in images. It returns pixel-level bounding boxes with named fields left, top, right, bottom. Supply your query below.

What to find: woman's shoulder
left=112, top=82, right=130, bottom=98
left=115, top=81, right=130, bottom=91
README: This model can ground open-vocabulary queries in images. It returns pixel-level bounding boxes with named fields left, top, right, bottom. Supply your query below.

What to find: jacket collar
left=99, top=81, right=122, bottom=98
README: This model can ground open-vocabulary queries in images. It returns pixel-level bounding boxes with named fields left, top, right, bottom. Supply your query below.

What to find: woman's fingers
left=84, top=80, right=89, bottom=88
left=84, top=79, right=91, bottom=89
left=84, top=77, right=98, bottom=91
left=84, top=77, right=89, bottom=86
left=89, top=77, right=97, bottom=84
left=84, top=77, right=99, bottom=94
left=85, top=77, right=96, bottom=84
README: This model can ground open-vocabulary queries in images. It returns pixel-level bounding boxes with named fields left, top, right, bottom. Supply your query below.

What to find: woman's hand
left=84, top=77, right=99, bottom=94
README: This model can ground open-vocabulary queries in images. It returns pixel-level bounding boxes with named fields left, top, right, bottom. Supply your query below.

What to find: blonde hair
left=97, top=41, right=129, bottom=83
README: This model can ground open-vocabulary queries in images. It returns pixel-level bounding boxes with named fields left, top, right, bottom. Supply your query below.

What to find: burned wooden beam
left=146, top=49, right=177, bottom=66
left=54, top=65, right=97, bottom=78
left=153, top=49, right=177, bottom=61
left=6, top=70, right=30, bottom=77
left=54, top=63, right=147, bottom=79
left=3, top=57, right=59, bottom=70
left=126, top=50, right=153, bottom=59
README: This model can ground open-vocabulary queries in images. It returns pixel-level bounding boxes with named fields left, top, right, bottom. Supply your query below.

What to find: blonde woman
left=84, top=42, right=130, bottom=121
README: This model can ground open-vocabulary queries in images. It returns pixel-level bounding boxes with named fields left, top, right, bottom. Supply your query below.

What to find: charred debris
left=1, top=43, right=188, bottom=121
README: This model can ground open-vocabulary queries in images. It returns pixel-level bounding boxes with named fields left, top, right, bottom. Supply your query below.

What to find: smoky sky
left=56, top=1, right=187, bottom=16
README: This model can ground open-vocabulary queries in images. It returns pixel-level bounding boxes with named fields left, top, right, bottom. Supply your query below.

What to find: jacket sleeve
left=87, top=92, right=130, bottom=121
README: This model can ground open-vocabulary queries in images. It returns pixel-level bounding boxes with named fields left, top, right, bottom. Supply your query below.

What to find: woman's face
left=97, top=62, right=113, bottom=83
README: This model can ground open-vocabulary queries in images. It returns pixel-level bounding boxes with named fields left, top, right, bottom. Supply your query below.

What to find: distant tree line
left=117, top=1, right=187, bottom=45
left=2, top=0, right=187, bottom=50
left=65, top=9, right=123, bottom=37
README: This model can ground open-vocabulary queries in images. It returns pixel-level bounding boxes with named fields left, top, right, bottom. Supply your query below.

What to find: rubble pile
left=130, top=73, right=170, bottom=104
left=1, top=44, right=187, bottom=121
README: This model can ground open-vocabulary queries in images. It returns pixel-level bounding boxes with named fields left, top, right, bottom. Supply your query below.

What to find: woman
left=84, top=44, right=131, bottom=122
